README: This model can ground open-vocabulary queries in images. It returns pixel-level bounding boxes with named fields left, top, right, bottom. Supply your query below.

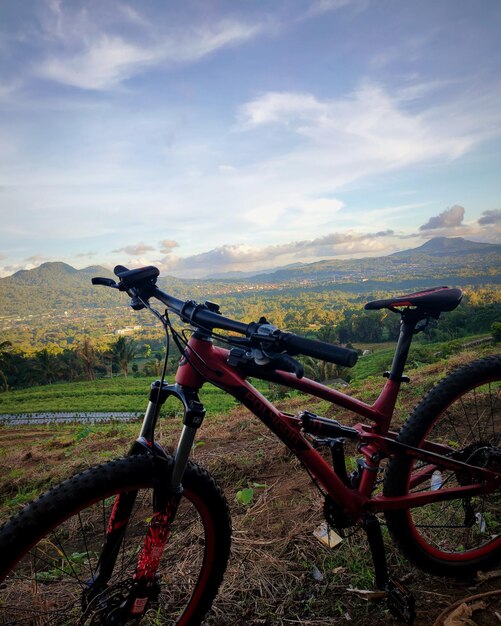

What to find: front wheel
left=384, top=355, right=501, bottom=577
left=0, top=454, right=232, bottom=625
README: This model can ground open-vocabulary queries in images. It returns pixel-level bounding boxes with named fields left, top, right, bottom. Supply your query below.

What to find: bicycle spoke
left=77, top=511, right=94, bottom=580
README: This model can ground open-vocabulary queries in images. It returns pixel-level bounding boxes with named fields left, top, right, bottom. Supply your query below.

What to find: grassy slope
left=0, top=376, right=267, bottom=415
left=0, top=335, right=493, bottom=415
left=0, top=345, right=499, bottom=625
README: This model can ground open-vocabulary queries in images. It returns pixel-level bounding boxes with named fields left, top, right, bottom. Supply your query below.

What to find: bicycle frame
left=174, top=334, right=498, bottom=522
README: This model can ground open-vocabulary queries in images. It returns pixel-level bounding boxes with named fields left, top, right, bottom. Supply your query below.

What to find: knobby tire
left=0, top=454, right=231, bottom=625
left=384, top=355, right=501, bottom=576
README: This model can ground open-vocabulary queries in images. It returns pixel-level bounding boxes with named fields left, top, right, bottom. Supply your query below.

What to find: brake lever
left=265, top=352, right=304, bottom=379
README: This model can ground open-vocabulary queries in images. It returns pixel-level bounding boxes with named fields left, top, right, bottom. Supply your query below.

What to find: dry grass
left=1, top=349, right=500, bottom=625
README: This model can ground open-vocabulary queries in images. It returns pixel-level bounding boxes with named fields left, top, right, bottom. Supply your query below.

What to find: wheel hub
left=81, top=581, right=132, bottom=625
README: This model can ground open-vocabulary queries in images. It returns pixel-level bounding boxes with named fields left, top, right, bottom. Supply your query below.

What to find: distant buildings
left=114, top=325, right=142, bottom=336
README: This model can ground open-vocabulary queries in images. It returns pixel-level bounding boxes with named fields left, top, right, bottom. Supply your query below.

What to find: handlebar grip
left=92, top=277, right=117, bottom=287
left=279, top=333, right=358, bottom=368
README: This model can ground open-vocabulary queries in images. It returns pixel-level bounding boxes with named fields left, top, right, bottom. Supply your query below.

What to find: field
left=0, top=335, right=492, bottom=416
left=0, top=345, right=499, bottom=625
left=0, top=376, right=264, bottom=416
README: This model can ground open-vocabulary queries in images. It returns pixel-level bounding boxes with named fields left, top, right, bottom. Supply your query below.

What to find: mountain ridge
left=0, top=237, right=499, bottom=319
left=2, top=237, right=499, bottom=285
left=391, top=236, right=500, bottom=258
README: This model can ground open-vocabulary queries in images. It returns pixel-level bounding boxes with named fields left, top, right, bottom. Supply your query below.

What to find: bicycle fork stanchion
left=85, top=382, right=207, bottom=623
left=363, top=514, right=416, bottom=625
left=123, top=383, right=207, bottom=621
left=85, top=384, right=174, bottom=603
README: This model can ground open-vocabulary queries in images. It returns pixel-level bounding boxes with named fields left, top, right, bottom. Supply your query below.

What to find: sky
left=0, top=0, right=500, bottom=278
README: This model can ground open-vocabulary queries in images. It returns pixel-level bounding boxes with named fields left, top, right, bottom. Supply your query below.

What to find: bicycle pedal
left=385, top=578, right=416, bottom=624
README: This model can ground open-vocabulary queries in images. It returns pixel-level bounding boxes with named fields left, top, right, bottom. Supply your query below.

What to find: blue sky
left=1, top=0, right=500, bottom=277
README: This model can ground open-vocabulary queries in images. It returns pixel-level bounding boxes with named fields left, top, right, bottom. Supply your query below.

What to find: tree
left=143, top=358, right=164, bottom=377
left=32, top=349, right=61, bottom=384
left=77, top=337, right=97, bottom=380
left=316, top=325, right=339, bottom=345
left=0, top=340, right=13, bottom=391
left=492, top=322, right=501, bottom=343
left=381, top=311, right=401, bottom=341
left=302, top=356, right=339, bottom=383
left=110, top=337, right=137, bottom=377
left=351, top=313, right=383, bottom=343
left=59, top=349, right=84, bottom=381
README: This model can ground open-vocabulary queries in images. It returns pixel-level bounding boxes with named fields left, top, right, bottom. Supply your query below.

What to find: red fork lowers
left=129, top=493, right=182, bottom=617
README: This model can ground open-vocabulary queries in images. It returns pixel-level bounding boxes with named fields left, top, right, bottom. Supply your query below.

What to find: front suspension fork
left=87, top=382, right=206, bottom=621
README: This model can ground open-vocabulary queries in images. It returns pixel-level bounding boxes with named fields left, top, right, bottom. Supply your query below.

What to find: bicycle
left=0, top=264, right=499, bottom=625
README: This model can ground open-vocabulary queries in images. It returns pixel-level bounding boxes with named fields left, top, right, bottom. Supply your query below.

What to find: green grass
left=0, top=335, right=496, bottom=415
left=0, top=376, right=269, bottom=415
left=350, top=334, right=494, bottom=381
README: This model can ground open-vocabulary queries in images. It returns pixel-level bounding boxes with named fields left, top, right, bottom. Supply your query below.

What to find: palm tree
left=0, top=340, right=13, bottom=391
left=32, top=349, right=61, bottom=385
left=143, top=358, right=164, bottom=377
left=302, top=356, right=339, bottom=383
left=110, top=337, right=137, bottom=377
left=60, top=349, right=84, bottom=381
left=77, top=337, right=97, bottom=380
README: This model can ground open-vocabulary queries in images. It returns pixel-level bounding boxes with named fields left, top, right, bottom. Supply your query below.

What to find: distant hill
left=226, top=236, right=501, bottom=284
left=391, top=236, right=501, bottom=258
left=9, top=262, right=111, bottom=286
left=0, top=263, right=117, bottom=318
left=0, top=237, right=499, bottom=319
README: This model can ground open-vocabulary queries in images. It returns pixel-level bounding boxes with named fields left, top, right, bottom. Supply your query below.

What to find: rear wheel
left=0, top=455, right=231, bottom=625
left=384, top=355, right=501, bottom=577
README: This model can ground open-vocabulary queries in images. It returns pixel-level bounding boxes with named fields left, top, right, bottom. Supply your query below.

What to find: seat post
left=388, top=310, right=424, bottom=382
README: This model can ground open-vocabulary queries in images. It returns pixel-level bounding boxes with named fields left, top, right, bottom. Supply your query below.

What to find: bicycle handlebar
left=152, top=286, right=250, bottom=335
left=152, top=287, right=358, bottom=367
left=278, top=333, right=358, bottom=368
left=91, top=265, right=358, bottom=369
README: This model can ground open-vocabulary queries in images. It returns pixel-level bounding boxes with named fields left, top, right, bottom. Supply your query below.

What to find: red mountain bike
left=0, top=265, right=499, bottom=625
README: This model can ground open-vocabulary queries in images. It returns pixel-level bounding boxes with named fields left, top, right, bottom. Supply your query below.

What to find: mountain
left=224, top=237, right=500, bottom=285
left=9, top=262, right=110, bottom=286
left=391, top=237, right=501, bottom=258
left=0, top=263, right=117, bottom=317
left=0, top=238, right=499, bottom=319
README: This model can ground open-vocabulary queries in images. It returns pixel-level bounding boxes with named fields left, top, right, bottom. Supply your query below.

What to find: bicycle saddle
left=364, top=286, right=463, bottom=313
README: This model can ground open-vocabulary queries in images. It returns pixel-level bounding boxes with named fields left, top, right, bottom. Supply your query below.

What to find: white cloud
left=36, top=2, right=267, bottom=90
left=159, top=239, right=179, bottom=254
left=478, top=209, right=501, bottom=226
left=38, top=35, right=160, bottom=90
left=218, top=164, right=237, bottom=173
left=157, top=228, right=397, bottom=277
left=4, top=80, right=496, bottom=260
left=113, top=242, right=155, bottom=255
left=23, top=254, right=51, bottom=267
left=419, top=205, right=465, bottom=231
left=239, top=92, right=325, bottom=127
left=246, top=197, right=344, bottom=227
left=75, top=251, right=96, bottom=258
left=302, top=0, right=362, bottom=19
left=238, top=84, right=483, bottom=167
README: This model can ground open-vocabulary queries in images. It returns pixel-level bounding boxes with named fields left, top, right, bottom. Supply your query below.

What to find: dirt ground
left=0, top=396, right=499, bottom=626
